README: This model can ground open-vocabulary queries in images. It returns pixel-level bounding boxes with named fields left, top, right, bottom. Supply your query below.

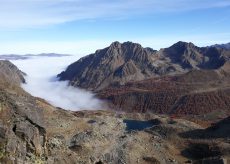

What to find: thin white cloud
left=0, top=0, right=229, bottom=28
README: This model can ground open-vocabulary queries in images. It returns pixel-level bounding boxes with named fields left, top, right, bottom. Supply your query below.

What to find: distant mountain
left=162, top=41, right=227, bottom=69
left=0, top=54, right=29, bottom=60
left=26, top=53, right=71, bottom=57
left=58, top=41, right=230, bottom=91
left=211, top=43, right=230, bottom=50
left=0, top=53, right=71, bottom=60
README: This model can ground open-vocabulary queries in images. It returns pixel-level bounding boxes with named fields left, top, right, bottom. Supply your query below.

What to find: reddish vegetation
left=171, top=90, right=230, bottom=115
left=98, top=70, right=230, bottom=115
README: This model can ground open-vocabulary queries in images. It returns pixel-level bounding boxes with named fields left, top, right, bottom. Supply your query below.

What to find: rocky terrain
left=0, top=60, right=46, bottom=163
left=0, top=60, right=26, bottom=86
left=0, top=60, right=229, bottom=163
left=58, top=41, right=230, bottom=116
left=58, top=41, right=230, bottom=91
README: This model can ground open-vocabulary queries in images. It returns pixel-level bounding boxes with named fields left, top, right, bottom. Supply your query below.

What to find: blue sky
left=0, top=0, right=229, bottom=55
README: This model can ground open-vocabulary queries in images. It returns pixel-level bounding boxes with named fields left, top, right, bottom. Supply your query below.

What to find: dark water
left=123, top=119, right=160, bottom=131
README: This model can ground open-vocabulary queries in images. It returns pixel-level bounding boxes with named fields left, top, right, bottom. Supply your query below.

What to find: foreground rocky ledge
left=1, top=88, right=230, bottom=163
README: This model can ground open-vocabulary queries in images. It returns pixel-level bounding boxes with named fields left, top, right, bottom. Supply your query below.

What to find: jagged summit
left=171, top=41, right=196, bottom=48
left=58, top=41, right=159, bottom=90
left=58, top=41, right=230, bottom=91
left=162, top=41, right=226, bottom=69
left=211, top=42, right=230, bottom=50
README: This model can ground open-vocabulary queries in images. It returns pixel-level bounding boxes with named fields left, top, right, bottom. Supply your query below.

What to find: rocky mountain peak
left=109, top=41, right=144, bottom=50
left=110, top=41, right=121, bottom=48
left=172, top=41, right=196, bottom=48
left=58, top=41, right=230, bottom=91
left=107, top=41, right=146, bottom=56
left=165, top=41, right=199, bottom=56
left=58, top=41, right=157, bottom=90
left=162, top=41, right=228, bottom=69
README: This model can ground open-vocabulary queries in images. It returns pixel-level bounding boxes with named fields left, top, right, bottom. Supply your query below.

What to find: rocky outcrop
left=58, top=41, right=230, bottom=91
left=0, top=61, right=46, bottom=163
left=58, top=41, right=159, bottom=90
left=0, top=60, right=25, bottom=86
left=41, top=107, right=230, bottom=164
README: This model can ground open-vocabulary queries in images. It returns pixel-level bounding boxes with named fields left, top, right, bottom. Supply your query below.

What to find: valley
left=0, top=41, right=229, bottom=163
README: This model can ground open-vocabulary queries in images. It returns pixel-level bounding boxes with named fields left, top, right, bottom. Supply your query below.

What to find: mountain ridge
left=58, top=41, right=230, bottom=91
left=211, top=42, right=230, bottom=50
left=0, top=60, right=26, bottom=86
left=57, top=41, right=230, bottom=116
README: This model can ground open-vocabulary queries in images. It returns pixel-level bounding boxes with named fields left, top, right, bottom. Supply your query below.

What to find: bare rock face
left=0, top=60, right=25, bottom=86
left=57, top=41, right=230, bottom=116
left=58, top=41, right=230, bottom=91
left=58, top=41, right=159, bottom=90
left=0, top=61, right=46, bottom=163
left=162, top=41, right=227, bottom=69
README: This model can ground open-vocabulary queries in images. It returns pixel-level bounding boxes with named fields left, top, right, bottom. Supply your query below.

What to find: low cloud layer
left=12, top=56, right=103, bottom=111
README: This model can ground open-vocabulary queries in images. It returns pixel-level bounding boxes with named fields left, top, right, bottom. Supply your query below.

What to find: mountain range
left=58, top=41, right=230, bottom=91
left=211, top=42, right=230, bottom=50
left=58, top=41, right=230, bottom=115
left=0, top=42, right=230, bottom=163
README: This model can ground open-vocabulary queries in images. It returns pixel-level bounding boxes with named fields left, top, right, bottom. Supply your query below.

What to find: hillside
left=98, top=67, right=230, bottom=115
left=0, top=60, right=230, bottom=163
left=58, top=41, right=230, bottom=115
left=0, top=60, right=25, bottom=86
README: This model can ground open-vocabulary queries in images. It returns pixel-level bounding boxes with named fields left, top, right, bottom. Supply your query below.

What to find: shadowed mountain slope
left=58, top=41, right=230, bottom=91
left=98, top=64, right=230, bottom=115
left=211, top=42, right=230, bottom=50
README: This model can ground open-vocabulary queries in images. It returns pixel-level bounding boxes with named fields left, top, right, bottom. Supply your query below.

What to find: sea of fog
left=11, top=56, right=103, bottom=111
